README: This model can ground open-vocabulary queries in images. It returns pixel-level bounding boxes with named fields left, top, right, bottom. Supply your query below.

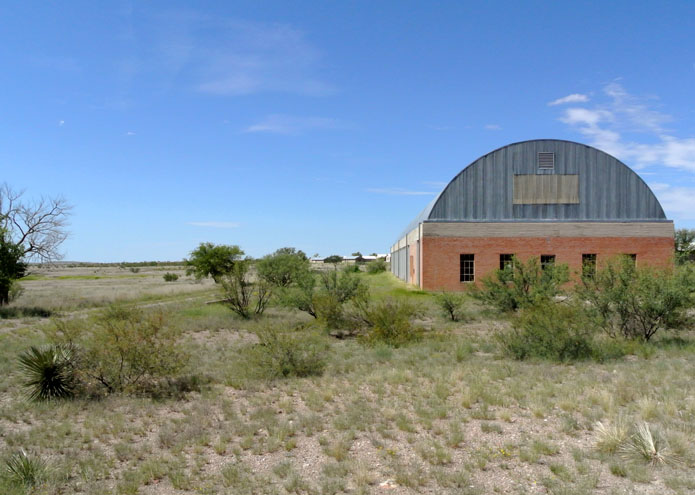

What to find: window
left=538, top=152, right=555, bottom=169
left=540, top=255, right=556, bottom=270
left=582, top=254, right=597, bottom=278
left=460, top=254, right=475, bottom=282
left=500, top=254, right=514, bottom=271
left=626, top=254, right=637, bottom=265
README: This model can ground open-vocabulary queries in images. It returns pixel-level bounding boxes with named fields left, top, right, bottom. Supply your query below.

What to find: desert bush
left=435, top=291, right=469, bottom=322
left=280, top=270, right=368, bottom=328
left=248, top=324, right=328, bottom=378
left=256, top=247, right=310, bottom=287
left=499, top=302, right=596, bottom=361
left=8, top=280, right=23, bottom=302
left=47, top=305, right=189, bottom=395
left=185, top=242, right=244, bottom=282
left=0, top=306, right=52, bottom=319
left=357, top=298, right=423, bottom=347
left=473, top=256, right=569, bottom=312
left=163, top=272, right=179, bottom=282
left=3, top=450, right=46, bottom=488
left=577, top=256, right=695, bottom=341
left=220, top=259, right=272, bottom=319
left=341, top=263, right=361, bottom=273
left=366, top=258, right=387, bottom=274
left=129, top=267, right=140, bottom=273
left=18, top=345, right=76, bottom=401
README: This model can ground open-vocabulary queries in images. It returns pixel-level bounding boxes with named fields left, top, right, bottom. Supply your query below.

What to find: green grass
left=0, top=268, right=693, bottom=493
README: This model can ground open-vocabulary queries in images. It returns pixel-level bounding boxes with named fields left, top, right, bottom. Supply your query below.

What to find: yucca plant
left=18, top=345, right=75, bottom=401
left=4, top=449, right=46, bottom=487
left=619, top=422, right=680, bottom=466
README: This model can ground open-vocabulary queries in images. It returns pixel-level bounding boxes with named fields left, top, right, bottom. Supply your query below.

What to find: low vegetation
left=2, top=250, right=695, bottom=494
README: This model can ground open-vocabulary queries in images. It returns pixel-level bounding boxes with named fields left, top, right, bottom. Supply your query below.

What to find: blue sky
left=2, top=1, right=695, bottom=261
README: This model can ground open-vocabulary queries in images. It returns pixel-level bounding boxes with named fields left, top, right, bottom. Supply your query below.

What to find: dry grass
left=0, top=269, right=694, bottom=494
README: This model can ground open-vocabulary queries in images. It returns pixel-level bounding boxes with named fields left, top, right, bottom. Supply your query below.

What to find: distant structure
left=391, top=139, right=674, bottom=290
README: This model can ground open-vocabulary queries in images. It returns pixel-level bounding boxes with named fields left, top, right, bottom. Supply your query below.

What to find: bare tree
left=0, top=183, right=72, bottom=263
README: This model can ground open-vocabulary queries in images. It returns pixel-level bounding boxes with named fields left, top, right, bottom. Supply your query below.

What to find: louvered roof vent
left=538, top=152, right=555, bottom=169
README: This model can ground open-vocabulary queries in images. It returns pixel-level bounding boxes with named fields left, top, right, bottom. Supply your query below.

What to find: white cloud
left=366, top=188, right=437, bottom=196
left=187, top=221, right=240, bottom=228
left=648, top=183, right=695, bottom=220
left=58, top=120, right=65, bottom=126
left=556, top=82, right=695, bottom=172
left=125, top=131, right=136, bottom=136
left=484, top=124, right=502, bottom=131
left=548, top=93, right=589, bottom=106
left=244, top=114, right=342, bottom=135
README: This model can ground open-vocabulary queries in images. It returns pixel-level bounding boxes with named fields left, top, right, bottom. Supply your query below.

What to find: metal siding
left=425, top=140, right=666, bottom=222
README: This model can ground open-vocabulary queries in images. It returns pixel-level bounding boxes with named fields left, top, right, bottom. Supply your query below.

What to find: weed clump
left=366, top=259, right=387, bottom=274
left=163, top=272, right=179, bottom=282
left=44, top=305, right=190, bottom=396
left=434, top=291, right=469, bottom=322
left=357, top=298, right=423, bottom=347
left=2, top=450, right=46, bottom=488
left=499, top=302, right=595, bottom=362
left=247, top=324, right=328, bottom=379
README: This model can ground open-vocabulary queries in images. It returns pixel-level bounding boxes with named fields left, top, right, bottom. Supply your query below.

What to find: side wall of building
left=419, top=222, right=674, bottom=291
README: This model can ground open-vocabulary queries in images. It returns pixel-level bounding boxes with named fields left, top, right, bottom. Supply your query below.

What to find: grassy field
left=1, top=267, right=694, bottom=494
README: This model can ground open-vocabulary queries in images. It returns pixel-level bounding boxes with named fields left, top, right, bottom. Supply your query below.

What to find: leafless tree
left=0, top=183, right=72, bottom=262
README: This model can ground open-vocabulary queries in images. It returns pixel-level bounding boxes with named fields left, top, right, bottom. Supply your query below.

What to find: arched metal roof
left=398, top=139, right=667, bottom=239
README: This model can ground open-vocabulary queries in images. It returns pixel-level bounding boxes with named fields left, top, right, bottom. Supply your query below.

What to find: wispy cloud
left=58, top=120, right=65, bottom=127
left=187, top=221, right=240, bottom=228
left=423, top=180, right=448, bottom=188
left=649, top=183, right=695, bottom=220
left=366, top=188, right=437, bottom=196
left=484, top=124, right=502, bottom=131
left=555, top=82, right=695, bottom=172
left=125, top=131, right=136, bottom=136
left=146, top=12, right=333, bottom=96
left=548, top=93, right=589, bottom=106
left=244, top=114, right=343, bottom=135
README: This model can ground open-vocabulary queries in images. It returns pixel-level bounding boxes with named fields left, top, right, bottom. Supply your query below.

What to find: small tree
left=435, top=291, right=468, bottom=322
left=256, top=247, right=310, bottom=287
left=324, top=255, right=343, bottom=266
left=472, top=256, right=569, bottom=312
left=220, top=259, right=272, bottom=319
left=674, top=228, right=695, bottom=264
left=576, top=256, right=695, bottom=341
left=0, top=229, right=27, bottom=305
left=0, top=184, right=71, bottom=305
left=184, top=243, right=244, bottom=282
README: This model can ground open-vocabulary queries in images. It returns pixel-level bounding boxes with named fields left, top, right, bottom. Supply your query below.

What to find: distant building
left=391, top=139, right=674, bottom=290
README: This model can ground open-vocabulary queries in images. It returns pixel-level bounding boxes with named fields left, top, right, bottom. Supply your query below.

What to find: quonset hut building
left=391, top=139, right=674, bottom=291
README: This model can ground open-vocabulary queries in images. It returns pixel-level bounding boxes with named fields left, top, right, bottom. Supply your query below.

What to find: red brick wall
left=420, top=236, right=674, bottom=291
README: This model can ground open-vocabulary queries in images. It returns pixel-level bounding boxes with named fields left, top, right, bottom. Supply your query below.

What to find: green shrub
left=358, top=298, right=423, bottom=347
left=3, top=450, right=46, bottom=487
left=280, top=270, right=368, bottom=328
left=499, top=302, right=596, bottom=361
left=435, top=292, right=468, bottom=322
left=473, top=256, right=569, bottom=312
left=18, top=345, right=76, bottom=401
left=341, top=263, right=361, bottom=273
left=0, top=306, right=52, bottom=319
left=366, top=259, right=387, bottom=274
left=577, top=257, right=695, bottom=341
left=163, top=272, right=179, bottom=282
left=47, top=305, right=189, bottom=395
left=256, top=247, right=310, bottom=287
left=129, top=267, right=140, bottom=273
left=220, top=259, right=272, bottom=319
left=248, top=324, right=328, bottom=378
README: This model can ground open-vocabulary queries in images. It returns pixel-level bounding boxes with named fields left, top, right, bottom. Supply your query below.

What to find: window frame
left=460, top=254, right=475, bottom=283
left=540, top=254, right=556, bottom=270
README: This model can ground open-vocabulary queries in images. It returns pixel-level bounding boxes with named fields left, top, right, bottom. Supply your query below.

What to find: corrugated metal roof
left=395, top=139, right=668, bottom=242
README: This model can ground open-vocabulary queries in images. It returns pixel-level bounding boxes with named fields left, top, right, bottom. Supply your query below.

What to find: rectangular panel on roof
left=513, top=174, right=579, bottom=204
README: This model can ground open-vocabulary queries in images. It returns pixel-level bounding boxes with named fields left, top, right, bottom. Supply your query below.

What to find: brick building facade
left=391, top=140, right=674, bottom=290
